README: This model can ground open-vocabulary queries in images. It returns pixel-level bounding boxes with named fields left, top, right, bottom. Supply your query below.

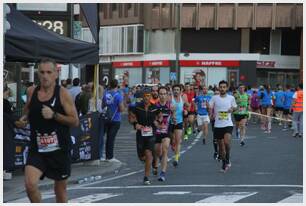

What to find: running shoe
left=152, top=167, right=158, bottom=176
left=187, top=127, right=192, bottom=135
left=202, top=138, right=206, bottom=145
left=184, top=134, right=189, bottom=140
left=240, top=141, right=245, bottom=146
left=213, top=152, right=218, bottom=160
left=143, top=176, right=151, bottom=185
left=292, top=132, right=298, bottom=138
left=172, top=160, right=178, bottom=167
left=158, top=172, right=166, bottom=182
left=264, top=130, right=271, bottom=134
left=217, top=155, right=222, bottom=162
left=298, top=134, right=303, bottom=138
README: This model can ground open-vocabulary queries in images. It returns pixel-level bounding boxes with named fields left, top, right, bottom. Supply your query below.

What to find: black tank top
left=28, top=85, right=71, bottom=152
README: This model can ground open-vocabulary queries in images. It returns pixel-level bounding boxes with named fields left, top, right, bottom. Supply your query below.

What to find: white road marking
left=72, top=184, right=303, bottom=190
left=69, top=193, right=121, bottom=203
left=11, top=194, right=55, bottom=203
left=254, top=172, right=274, bottom=175
left=73, top=131, right=201, bottom=188
left=196, top=192, right=257, bottom=203
left=153, top=191, right=191, bottom=195
left=278, top=193, right=303, bottom=203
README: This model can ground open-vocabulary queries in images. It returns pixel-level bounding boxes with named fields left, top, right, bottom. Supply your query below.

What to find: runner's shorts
left=283, top=108, right=291, bottom=115
left=275, top=107, right=283, bottom=112
left=136, top=132, right=155, bottom=160
left=26, top=149, right=71, bottom=181
left=234, top=114, right=248, bottom=122
left=197, top=114, right=210, bottom=125
left=170, top=123, right=183, bottom=132
left=155, top=133, right=170, bottom=143
left=214, top=126, right=233, bottom=139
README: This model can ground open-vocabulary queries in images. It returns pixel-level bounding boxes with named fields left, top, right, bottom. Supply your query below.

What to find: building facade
left=79, top=3, right=303, bottom=88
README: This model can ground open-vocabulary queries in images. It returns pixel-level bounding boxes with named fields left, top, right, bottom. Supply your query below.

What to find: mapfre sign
left=180, top=60, right=240, bottom=67
left=256, top=61, right=275, bottom=68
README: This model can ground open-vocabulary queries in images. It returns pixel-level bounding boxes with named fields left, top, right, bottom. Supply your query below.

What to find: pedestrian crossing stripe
left=277, top=193, right=303, bottom=203
left=196, top=192, right=257, bottom=203
left=69, top=193, right=121, bottom=203
left=9, top=191, right=302, bottom=203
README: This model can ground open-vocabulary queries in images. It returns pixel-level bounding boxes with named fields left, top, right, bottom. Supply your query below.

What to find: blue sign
left=170, top=72, right=177, bottom=81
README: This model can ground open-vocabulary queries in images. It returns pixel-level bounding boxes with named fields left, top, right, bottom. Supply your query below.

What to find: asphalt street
left=10, top=115, right=303, bottom=203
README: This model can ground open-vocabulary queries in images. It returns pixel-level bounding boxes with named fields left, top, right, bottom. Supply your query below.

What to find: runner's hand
left=135, top=123, right=144, bottom=130
left=42, top=105, right=55, bottom=119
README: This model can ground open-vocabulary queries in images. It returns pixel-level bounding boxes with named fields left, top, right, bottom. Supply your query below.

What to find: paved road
left=10, top=116, right=303, bottom=203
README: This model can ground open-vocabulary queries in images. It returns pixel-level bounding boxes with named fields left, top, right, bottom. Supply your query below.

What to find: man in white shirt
left=209, top=80, right=237, bottom=172
left=69, top=78, right=82, bottom=102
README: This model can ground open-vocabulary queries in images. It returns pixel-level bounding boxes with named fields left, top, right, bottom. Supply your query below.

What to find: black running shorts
left=283, top=108, right=291, bottom=115
left=136, top=132, right=155, bottom=160
left=170, top=123, right=183, bottom=132
left=155, top=133, right=170, bottom=143
left=26, top=149, right=71, bottom=181
left=275, top=107, right=283, bottom=112
left=234, top=114, right=248, bottom=122
left=214, top=126, right=233, bottom=139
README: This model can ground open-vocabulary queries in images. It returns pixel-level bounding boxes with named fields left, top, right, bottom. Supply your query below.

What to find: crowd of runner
left=123, top=81, right=303, bottom=185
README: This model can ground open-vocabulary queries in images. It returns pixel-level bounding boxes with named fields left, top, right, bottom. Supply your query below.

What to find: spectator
left=75, top=83, right=92, bottom=116
left=66, top=78, right=72, bottom=89
left=69, top=78, right=82, bottom=102
left=61, top=79, right=67, bottom=88
left=101, top=79, right=124, bottom=162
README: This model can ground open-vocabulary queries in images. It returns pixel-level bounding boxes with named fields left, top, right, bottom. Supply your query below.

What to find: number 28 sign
left=33, top=20, right=67, bottom=36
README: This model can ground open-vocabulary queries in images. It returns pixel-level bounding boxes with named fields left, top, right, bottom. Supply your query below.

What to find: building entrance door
left=268, top=72, right=286, bottom=88
left=228, top=70, right=239, bottom=88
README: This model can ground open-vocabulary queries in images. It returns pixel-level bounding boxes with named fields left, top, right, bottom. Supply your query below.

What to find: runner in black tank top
left=18, top=58, right=79, bottom=203
left=28, top=85, right=71, bottom=153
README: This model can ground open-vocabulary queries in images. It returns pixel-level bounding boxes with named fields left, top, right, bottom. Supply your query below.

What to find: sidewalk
left=3, top=160, right=122, bottom=203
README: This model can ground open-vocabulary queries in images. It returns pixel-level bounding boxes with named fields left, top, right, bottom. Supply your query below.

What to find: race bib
left=36, top=131, right=60, bottom=153
left=218, top=111, right=229, bottom=120
left=201, top=101, right=207, bottom=109
left=141, top=126, right=153, bottom=137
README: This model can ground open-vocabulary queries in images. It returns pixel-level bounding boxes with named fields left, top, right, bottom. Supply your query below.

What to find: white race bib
left=36, top=131, right=60, bottom=153
left=141, top=126, right=153, bottom=137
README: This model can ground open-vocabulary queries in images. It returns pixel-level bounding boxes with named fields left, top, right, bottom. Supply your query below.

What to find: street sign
left=170, top=72, right=177, bottom=81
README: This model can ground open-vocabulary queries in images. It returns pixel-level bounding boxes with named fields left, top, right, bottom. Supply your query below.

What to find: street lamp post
left=174, top=3, right=181, bottom=84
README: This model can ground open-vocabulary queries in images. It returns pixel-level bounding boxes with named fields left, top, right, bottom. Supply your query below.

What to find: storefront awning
left=4, top=4, right=99, bottom=64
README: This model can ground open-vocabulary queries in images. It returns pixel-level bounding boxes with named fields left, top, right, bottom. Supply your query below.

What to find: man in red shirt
left=183, top=83, right=196, bottom=140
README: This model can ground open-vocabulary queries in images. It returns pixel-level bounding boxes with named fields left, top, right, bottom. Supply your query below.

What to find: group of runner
left=127, top=81, right=302, bottom=185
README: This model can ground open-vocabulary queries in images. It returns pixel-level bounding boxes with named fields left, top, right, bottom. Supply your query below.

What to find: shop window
left=281, top=28, right=301, bottom=56
left=250, top=29, right=270, bottom=54
left=98, top=24, right=144, bottom=55
left=112, top=4, right=117, bottom=11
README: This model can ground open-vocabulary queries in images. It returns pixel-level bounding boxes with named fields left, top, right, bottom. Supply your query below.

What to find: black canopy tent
left=4, top=4, right=99, bottom=64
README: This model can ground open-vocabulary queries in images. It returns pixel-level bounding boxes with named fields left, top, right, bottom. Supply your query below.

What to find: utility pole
left=68, top=3, right=74, bottom=79
left=174, top=3, right=181, bottom=84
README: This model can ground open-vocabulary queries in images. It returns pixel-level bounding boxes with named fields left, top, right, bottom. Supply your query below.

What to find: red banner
left=180, top=60, right=240, bottom=67
left=143, top=60, right=170, bottom=67
left=113, top=61, right=142, bottom=68
left=256, top=61, right=275, bottom=68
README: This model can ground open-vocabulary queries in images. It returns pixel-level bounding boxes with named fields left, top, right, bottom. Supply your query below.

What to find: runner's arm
left=56, top=87, right=79, bottom=127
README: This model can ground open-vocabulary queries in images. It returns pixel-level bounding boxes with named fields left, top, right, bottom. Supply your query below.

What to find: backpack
left=100, top=91, right=119, bottom=122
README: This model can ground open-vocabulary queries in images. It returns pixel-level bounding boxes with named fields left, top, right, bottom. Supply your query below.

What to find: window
left=112, top=4, right=117, bottom=11
left=99, top=25, right=144, bottom=55
left=127, top=3, right=132, bottom=10
left=281, top=28, right=301, bottom=56
left=153, top=4, right=159, bottom=8
left=250, top=29, right=270, bottom=54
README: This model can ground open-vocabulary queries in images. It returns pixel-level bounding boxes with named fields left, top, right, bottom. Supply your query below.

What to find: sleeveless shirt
left=28, top=85, right=71, bottom=153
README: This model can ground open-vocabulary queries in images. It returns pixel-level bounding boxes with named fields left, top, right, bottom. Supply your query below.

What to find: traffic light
left=4, top=3, right=11, bottom=33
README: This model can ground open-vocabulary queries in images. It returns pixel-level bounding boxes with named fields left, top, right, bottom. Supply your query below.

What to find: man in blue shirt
left=101, top=79, right=124, bottom=162
left=274, top=85, right=285, bottom=126
left=282, top=85, right=295, bottom=130
left=194, top=86, right=211, bottom=145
